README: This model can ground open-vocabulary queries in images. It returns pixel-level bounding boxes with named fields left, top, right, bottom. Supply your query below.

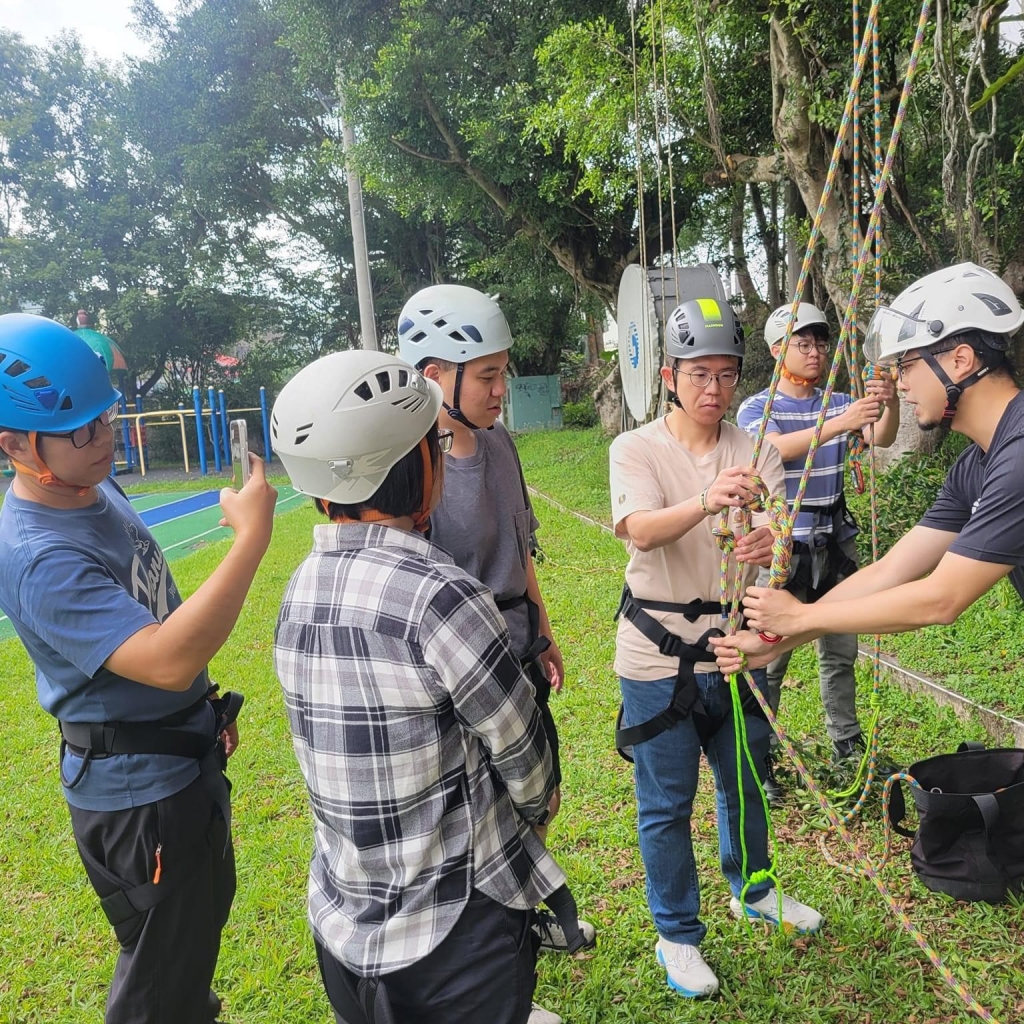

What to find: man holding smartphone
left=0, top=314, right=277, bottom=1024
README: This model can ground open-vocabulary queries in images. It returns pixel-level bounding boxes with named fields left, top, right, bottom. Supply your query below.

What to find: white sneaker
left=529, top=1003, right=562, bottom=1024
left=729, top=891, right=824, bottom=934
left=533, top=909, right=598, bottom=952
left=655, top=937, right=719, bottom=998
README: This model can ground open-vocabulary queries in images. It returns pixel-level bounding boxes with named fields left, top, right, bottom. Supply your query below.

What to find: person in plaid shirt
left=271, top=350, right=571, bottom=1024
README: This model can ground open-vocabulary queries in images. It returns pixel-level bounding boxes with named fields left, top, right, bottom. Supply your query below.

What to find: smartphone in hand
left=229, top=419, right=251, bottom=489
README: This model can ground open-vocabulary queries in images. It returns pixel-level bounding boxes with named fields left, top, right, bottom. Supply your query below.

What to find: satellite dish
left=617, top=263, right=730, bottom=424
left=617, top=265, right=659, bottom=423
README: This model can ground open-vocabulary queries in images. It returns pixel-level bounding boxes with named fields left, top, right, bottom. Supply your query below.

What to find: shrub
left=847, top=431, right=970, bottom=561
left=563, top=398, right=599, bottom=428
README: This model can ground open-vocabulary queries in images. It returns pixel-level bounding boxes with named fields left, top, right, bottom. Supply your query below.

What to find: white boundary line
left=162, top=490, right=304, bottom=552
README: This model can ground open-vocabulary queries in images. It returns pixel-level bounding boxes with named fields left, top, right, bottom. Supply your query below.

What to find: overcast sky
left=1, top=0, right=177, bottom=62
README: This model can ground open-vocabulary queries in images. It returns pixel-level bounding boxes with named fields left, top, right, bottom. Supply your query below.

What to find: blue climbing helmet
left=0, top=314, right=121, bottom=433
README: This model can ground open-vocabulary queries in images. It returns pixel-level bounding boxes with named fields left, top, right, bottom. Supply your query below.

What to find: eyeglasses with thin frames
left=895, top=356, right=925, bottom=380
left=44, top=404, right=120, bottom=449
left=675, top=368, right=741, bottom=389
left=437, top=428, right=454, bottom=453
left=791, top=339, right=831, bottom=356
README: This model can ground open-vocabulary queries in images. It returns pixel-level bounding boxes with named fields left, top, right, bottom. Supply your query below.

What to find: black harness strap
left=615, top=586, right=732, bottom=760
left=791, top=494, right=859, bottom=601
left=495, top=592, right=551, bottom=665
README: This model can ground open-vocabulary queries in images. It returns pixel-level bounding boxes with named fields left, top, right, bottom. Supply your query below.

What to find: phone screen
left=230, top=419, right=251, bottom=489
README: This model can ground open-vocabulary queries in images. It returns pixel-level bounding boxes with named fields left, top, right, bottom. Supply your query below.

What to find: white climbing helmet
left=271, top=350, right=442, bottom=504
left=763, top=302, right=829, bottom=347
left=865, top=262, right=1024, bottom=365
left=397, top=284, right=513, bottom=367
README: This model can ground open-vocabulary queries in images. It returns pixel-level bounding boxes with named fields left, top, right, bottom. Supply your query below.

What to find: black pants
left=68, top=775, right=235, bottom=1024
left=316, top=890, right=538, bottom=1024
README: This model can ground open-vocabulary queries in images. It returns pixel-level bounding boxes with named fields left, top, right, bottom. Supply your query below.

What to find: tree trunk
left=770, top=14, right=852, bottom=314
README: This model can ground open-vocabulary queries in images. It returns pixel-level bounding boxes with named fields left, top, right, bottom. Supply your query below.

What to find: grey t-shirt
left=428, top=422, right=540, bottom=658
left=919, top=390, right=1024, bottom=601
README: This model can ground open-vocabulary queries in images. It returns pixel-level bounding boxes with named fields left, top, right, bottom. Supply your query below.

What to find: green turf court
left=0, top=485, right=304, bottom=643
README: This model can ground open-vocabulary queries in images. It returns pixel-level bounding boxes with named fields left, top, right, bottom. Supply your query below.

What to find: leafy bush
left=847, top=431, right=970, bottom=561
left=563, top=398, right=599, bottom=428
left=559, top=351, right=609, bottom=405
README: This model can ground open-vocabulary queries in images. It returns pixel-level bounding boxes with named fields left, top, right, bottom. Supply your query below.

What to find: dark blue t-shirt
left=0, top=481, right=212, bottom=810
left=919, top=391, right=1024, bottom=601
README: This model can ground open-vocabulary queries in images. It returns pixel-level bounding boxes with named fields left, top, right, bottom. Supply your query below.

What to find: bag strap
left=957, top=740, right=987, bottom=753
left=887, top=780, right=917, bottom=839
left=973, top=793, right=1000, bottom=835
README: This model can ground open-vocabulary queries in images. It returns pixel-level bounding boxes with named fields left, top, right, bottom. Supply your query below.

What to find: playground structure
left=114, top=386, right=273, bottom=478
left=69, top=313, right=273, bottom=478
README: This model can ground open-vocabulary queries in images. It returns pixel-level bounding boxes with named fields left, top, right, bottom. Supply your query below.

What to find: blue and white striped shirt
left=737, top=390, right=855, bottom=544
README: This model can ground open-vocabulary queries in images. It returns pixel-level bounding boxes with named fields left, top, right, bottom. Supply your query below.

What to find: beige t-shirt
left=610, top=416, right=786, bottom=680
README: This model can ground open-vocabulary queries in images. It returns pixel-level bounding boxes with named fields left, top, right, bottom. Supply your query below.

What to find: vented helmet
left=271, top=350, right=442, bottom=504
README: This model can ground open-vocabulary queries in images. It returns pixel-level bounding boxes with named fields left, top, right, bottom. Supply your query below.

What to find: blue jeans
left=620, top=671, right=773, bottom=947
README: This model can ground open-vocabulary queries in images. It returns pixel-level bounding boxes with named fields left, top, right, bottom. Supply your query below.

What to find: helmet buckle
left=329, top=458, right=354, bottom=480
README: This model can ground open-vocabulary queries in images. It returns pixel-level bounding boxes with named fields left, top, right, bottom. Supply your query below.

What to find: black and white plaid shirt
left=274, top=523, right=565, bottom=976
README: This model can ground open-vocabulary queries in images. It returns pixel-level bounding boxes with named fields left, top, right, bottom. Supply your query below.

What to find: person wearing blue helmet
left=0, top=314, right=278, bottom=1024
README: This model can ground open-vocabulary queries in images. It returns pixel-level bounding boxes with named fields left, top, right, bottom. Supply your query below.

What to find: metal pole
left=340, top=98, right=378, bottom=350
left=177, top=404, right=190, bottom=474
left=119, top=393, right=133, bottom=472
left=134, top=396, right=149, bottom=467
left=259, top=386, right=272, bottom=464
left=218, top=390, right=231, bottom=466
left=208, top=387, right=222, bottom=472
left=193, top=387, right=208, bottom=476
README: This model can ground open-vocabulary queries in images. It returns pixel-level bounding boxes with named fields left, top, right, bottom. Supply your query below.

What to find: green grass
left=517, top=427, right=1024, bottom=723
left=513, top=426, right=615, bottom=525
left=2, top=444, right=1024, bottom=1023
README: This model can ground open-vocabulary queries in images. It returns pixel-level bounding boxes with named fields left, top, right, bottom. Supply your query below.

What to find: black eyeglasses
left=792, top=339, right=831, bottom=355
left=675, top=368, right=741, bottom=389
left=437, top=428, right=454, bottom=453
left=895, top=356, right=925, bottom=380
left=45, top=404, right=119, bottom=449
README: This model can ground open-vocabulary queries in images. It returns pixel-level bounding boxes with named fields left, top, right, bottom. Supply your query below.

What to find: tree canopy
left=2, top=0, right=1023, bottom=397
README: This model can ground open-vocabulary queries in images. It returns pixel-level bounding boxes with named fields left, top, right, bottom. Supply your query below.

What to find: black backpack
left=888, top=742, right=1024, bottom=904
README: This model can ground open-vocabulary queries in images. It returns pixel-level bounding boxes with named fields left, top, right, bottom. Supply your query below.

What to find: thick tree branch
left=704, top=153, right=787, bottom=185
left=389, top=136, right=460, bottom=165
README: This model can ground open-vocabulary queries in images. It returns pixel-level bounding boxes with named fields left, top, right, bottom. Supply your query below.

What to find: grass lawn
left=516, top=426, right=1024, bottom=722
left=1, top=438, right=1023, bottom=1023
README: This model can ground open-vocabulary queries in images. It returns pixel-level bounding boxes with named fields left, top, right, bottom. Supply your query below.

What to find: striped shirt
left=274, top=523, right=564, bottom=977
left=737, top=389, right=854, bottom=543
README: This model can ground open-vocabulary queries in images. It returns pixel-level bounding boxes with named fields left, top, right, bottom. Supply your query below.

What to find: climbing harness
left=59, top=684, right=243, bottom=928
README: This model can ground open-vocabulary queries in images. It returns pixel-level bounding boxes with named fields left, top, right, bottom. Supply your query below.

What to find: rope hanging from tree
left=632, top=0, right=1000, bottom=1016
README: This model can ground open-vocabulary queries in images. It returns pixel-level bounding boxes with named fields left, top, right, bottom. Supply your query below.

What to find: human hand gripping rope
left=847, top=363, right=898, bottom=493
left=703, top=0, right=1000, bottom=1012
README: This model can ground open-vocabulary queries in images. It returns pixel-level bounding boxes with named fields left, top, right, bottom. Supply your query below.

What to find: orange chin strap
left=9, top=433, right=89, bottom=496
left=781, top=364, right=820, bottom=388
left=324, top=438, right=435, bottom=533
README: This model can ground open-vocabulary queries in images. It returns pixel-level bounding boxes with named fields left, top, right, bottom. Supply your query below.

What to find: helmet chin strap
left=9, top=433, right=89, bottom=496
left=411, top=437, right=433, bottom=533
left=781, top=364, right=819, bottom=387
left=444, top=364, right=482, bottom=430
left=921, top=349, right=991, bottom=421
